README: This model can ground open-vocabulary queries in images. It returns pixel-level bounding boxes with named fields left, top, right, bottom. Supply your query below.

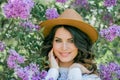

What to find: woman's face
left=53, top=27, right=78, bottom=66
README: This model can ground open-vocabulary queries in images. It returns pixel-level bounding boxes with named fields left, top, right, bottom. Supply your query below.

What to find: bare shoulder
left=82, top=74, right=101, bottom=80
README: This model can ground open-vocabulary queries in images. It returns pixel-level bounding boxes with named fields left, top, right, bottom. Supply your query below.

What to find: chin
left=60, top=59, right=71, bottom=63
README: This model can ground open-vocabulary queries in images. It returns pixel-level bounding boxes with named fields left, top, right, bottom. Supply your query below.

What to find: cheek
left=53, top=43, right=60, bottom=52
left=71, top=44, right=78, bottom=50
left=53, top=41, right=62, bottom=48
left=74, top=50, right=78, bottom=56
left=73, top=48, right=78, bottom=54
left=72, top=46, right=78, bottom=57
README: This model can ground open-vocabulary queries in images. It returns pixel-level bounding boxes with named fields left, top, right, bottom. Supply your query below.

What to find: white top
left=45, top=67, right=101, bottom=80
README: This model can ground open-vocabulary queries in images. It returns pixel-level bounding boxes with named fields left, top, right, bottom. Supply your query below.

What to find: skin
left=53, top=27, right=78, bottom=67
left=48, top=27, right=91, bottom=73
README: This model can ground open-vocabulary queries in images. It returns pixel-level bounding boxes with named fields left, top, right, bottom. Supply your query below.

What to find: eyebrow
left=54, top=37, right=73, bottom=40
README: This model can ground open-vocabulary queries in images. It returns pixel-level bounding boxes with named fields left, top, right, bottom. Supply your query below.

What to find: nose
left=62, top=42, right=68, bottom=50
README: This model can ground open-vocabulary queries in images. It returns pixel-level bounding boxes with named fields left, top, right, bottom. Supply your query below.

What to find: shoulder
left=82, top=74, right=101, bottom=80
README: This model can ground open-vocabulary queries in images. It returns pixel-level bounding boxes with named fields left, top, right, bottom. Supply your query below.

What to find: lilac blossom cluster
left=3, top=0, right=34, bottom=19
left=7, top=49, right=25, bottom=69
left=56, top=0, right=67, bottom=3
left=7, top=49, right=51, bottom=80
left=104, top=0, right=117, bottom=7
left=103, top=13, right=113, bottom=24
left=15, top=63, right=48, bottom=80
left=99, top=25, right=120, bottom=41
left=74, top=0, right=88, bottom=8
left=45, top=8, right=59, bottom=20
left=20, top=21, right=40, bottom=31
left=99, top=62, right=120, bottom=80
left=0, top=41, right=5, bottom=52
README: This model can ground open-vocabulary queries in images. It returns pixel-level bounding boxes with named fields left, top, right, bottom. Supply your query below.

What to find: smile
left=60, top=52, right=70, bottom=57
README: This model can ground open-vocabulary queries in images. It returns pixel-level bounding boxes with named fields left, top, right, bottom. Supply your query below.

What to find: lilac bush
left=3, top=0, right=34, bottom=19
left=0, top=41, right=5, bottom=52
left=20, top=21, right=40, bottom=31
left=99, top=24, right=120, bottom=41
left=45, top=8, right=59, bottom=20
left=74, top=0, right=88, bottom=8
left=0, top=0, right=120, bottom=80
left=15, top=63, right=47, bottom=80
left=56, top=0, right=67, bottom=3
left=103, top=12, right=113, bottom=24
left=7, top=50, right=49, bottom=80
left=7, top=49, right=25, bottom=69
left=99, top=62, right=120, bottom=80
left=104, top=0, right=117, bottom=7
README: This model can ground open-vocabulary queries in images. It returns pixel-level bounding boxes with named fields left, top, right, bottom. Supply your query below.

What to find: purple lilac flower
left=15, top=67, right=29, bottom=80
left=22, top=0, right=34, bottom=8
left=56, top=0, right=67, bottom=3
left=74, top=0, right=89, bottom=8
left=45, top=8, right=59, bottom=20
left=48, top=77, right=54, bottom=80
left=15, top=63, right=48, bottom=80
left=32, top=72, right=41, bottom=80
left=108, top=62, right=117, bottom=73
left=99, top=24, right=120, bottom=41
left=116, top=26, right=120, bottom=37
left=103, top=13, right=113, bottom=24
left=0, top=41, right=5, bottom=52
left=116, top=70, right=120, bottom=78
left=104, top=0, right=117, bottom=7
left=99, top=62, right=120, bottom=80
left=8, top=0, right=34, bottom=7
left=26, top=63, right=39, bottom=73
left=20, top=21, right=40, bottom=31
left=3, top=0, right=34, bottom=19
left=99, top=65, right=112, bottom=80
left=40, top=70, right=48, bottom=79
left=7, top=49, right=25, bottom=69
left=15, top=64, right=35, bottom=80
left=7, top=56, right=17, bottom=69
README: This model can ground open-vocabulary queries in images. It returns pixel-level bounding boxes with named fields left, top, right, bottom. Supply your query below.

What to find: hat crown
left=40, top=9, right=98, bottom=43
left=58, top=9, right=83, bottom=21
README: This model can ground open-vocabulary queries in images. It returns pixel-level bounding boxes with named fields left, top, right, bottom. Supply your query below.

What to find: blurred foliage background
left=0, top=0, right=120, bottom=79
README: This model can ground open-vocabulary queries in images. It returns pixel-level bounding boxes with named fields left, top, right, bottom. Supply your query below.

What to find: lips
left=60, top=52, right=70, bottom=57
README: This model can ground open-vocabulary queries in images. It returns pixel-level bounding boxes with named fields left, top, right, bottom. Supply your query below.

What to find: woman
left=40, top=9, right=101, bottom=80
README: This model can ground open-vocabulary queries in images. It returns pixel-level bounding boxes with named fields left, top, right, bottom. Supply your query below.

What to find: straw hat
left=40, top=9, right=98, bottom=43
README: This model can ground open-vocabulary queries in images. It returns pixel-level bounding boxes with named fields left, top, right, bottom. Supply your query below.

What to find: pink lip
left=60, top=52, right=70, bottom=57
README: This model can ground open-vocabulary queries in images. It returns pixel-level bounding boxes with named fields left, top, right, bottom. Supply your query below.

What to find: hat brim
left=40, top=18, right=98, bottom=43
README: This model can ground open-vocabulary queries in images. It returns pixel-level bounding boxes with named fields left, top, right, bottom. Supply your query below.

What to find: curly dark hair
left=41, top=25, right=97, bottom=74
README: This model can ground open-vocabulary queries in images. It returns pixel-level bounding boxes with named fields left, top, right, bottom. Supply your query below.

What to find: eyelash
left=69, top=39, right=74, bottom=43
left=55, top=39, right=74, bottom=43
left=55, top=39, right=61, bottom=42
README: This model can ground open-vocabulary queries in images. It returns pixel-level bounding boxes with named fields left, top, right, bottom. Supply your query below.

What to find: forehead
left=54, top=27, right=72, bottom=38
